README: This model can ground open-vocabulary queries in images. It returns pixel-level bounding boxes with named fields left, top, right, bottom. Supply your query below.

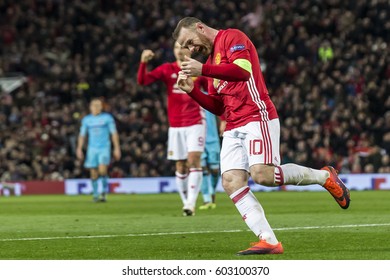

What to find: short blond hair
left=172, top=17, right=203, bottom=40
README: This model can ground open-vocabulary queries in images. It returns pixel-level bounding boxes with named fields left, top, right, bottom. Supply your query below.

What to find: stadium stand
left=0, top=0, right=389, bottom=180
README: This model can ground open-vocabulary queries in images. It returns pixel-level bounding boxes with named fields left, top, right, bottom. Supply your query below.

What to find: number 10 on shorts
left=249, top=139, right=263, bottom=155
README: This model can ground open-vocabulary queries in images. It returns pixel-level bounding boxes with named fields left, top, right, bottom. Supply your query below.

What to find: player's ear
left=196, top=22, right=205, bottom=34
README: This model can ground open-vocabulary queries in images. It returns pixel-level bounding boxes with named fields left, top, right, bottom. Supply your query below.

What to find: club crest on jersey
left=171, top=73, right=178, bottom=79
left=230, top=44, right=245, bottom=53
left=215, top=53, right=221, bottom=65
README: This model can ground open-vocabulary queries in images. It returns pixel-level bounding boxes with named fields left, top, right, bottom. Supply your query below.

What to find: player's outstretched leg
left=321, top=166, right=350, bottom=209
left=274, top=164, right=350, bottom=209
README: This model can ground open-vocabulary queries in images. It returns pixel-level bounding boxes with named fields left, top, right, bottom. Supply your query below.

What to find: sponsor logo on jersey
left=217, top=81, right=228, bottom=93
left=215, top=53, right=221, bottom=64
left=230, top=44, right=245, bottom=53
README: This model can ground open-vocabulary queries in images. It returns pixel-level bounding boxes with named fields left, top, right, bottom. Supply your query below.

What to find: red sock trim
left=231, top=187, right=250, bottom=204
left=189, top=168, right=203, bottom=173
left=175, top=172, right=188, bottom=179
left=274, top=166, right=284, bottom=185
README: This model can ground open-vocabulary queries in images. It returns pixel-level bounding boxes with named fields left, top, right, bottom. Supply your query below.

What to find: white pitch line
left=1, top=223, right=390, bottom=242
left=273, top=223, right=390, bottom=231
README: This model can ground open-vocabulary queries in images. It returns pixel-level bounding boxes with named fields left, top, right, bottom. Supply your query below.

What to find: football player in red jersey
left=174, top=17, right=350, bottom=254
left=138, top=42, right=208, bottom=216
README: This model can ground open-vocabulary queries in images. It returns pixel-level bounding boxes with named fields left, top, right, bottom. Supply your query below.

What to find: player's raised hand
left=177, top=71, right=194, bottom=93
left=181, top=55, right=202, bottom=77
left=141, top=49, right=155, bottom=63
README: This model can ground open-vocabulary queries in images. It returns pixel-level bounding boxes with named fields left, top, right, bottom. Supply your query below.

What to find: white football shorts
left=220, top=119, right=281, bottom=174
left=167, top=123, right=206, bottom=160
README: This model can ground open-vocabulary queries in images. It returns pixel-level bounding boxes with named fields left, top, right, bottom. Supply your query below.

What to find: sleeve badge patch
left=230, top=44, right=245, bottom=53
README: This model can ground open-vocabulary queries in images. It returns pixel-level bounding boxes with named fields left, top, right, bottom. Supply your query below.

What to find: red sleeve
left=188, top=86, right=224, bottom=116
left=202, top=63, right=250, bottom=81
left=194, top=76, right=209, bottom=91
left=137, top=62, right=164, bottom=85
left=225, top=29, right=252, bottom=63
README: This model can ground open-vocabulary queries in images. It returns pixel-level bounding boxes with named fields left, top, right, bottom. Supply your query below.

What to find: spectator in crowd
left=0, top=0, right=388, bottom=180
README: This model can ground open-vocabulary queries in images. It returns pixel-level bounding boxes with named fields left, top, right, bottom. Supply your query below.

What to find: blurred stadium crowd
left=0, top=0, right=389, bottom=181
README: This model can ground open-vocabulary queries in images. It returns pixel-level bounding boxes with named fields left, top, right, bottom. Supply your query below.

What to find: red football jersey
left=138, top=62, right=204, bottom=127
left=206, top=29, right=278, bottom=131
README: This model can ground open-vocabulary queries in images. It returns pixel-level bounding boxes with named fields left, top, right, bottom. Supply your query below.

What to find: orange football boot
left=321, top=166, right=351, bottom=209
left=237, top=239, right=284, bottom=255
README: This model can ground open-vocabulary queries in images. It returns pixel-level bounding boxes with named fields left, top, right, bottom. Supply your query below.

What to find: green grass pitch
left=0, top=190, right=389, bottom=260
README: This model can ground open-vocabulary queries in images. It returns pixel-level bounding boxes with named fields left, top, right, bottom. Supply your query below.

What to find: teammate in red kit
left=173, top=17, right=350, bottom=254
left=137, top=42, right=207, bottom=216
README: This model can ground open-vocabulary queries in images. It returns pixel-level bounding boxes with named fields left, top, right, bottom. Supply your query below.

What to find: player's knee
left=175, top=160, right=187, bottom=174
left=187, top=152, right=202, bottom=168
left=222, top=175, right=234, bottom=190
left=98, top=167, right=107, bottom=176
left=221, top=178, right=232, bottom=193
left=90, top=168, right=99, bottom=180
left=210, top=168, right=219, bottom=176
left=221, top=170, right=248, bottom=194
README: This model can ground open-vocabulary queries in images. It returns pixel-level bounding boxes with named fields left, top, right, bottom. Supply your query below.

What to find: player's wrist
left=187, top=84, right=197, bottom=94
left=201, top=64, right=210, bottom=76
